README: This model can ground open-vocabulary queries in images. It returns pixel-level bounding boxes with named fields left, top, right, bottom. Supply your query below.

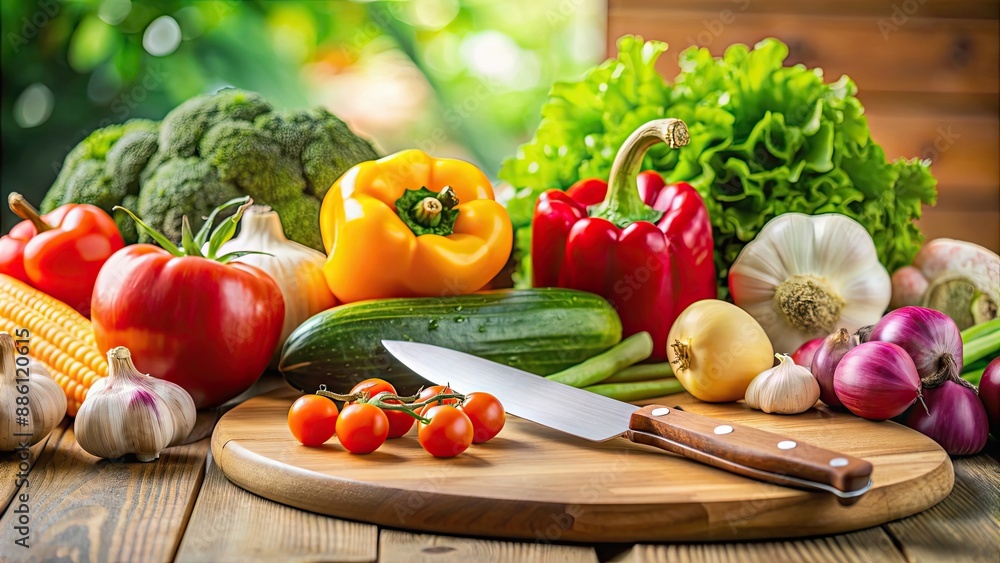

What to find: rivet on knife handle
left=626, top=405, right=873, bottom=504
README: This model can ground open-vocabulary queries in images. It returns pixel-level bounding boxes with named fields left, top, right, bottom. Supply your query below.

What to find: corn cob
left=0, top=274, right=107, bottom=415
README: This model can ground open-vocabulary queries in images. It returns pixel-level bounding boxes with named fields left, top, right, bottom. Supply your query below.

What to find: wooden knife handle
left=626, top=405, right=873, bottom=500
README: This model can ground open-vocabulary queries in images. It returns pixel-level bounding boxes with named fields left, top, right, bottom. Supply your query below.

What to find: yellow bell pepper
left=319, top=150, right=513, bottom=303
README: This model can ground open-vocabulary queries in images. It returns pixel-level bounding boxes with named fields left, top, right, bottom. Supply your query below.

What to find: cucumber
left=279, top=289, right=622, bottom=394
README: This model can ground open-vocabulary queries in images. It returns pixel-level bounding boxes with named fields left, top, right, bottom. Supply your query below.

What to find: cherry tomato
left=416, top=385, right=458, bottom=414
left=459, top=392, right=505, bottom=443
left=336, top=403, right=389, bottom=454
left=350, top=378, right=415, bottom=438
left=418, top=405, right=474, bottom=458
left=287, top=395, right=339, bottom=447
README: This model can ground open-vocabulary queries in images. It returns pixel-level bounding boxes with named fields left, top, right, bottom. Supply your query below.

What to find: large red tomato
left=91, top=244, right=284, bottom=408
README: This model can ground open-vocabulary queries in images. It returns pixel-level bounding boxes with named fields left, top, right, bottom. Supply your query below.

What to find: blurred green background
left=1, top=0, right=603, bottom=232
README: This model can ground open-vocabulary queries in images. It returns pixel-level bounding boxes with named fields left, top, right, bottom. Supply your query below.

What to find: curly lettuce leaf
left=500, top=36, right=937, bottom=292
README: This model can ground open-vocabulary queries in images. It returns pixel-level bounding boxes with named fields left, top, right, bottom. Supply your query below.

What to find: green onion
left=962, top=367, right=986, bottom=387
left=962, top=321, right=1000, bottom=366
left=546, top=332, right=652, bottom=388
left=960, top=318, right=1000, bottom=343
left=582, top=378, right=684, bottom=402
left=600, top=362, right=673, bottom=384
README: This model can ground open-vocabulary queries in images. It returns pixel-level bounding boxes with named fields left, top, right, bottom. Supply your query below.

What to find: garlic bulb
left=0, top=333, right=67, bottom=451
left=212, top=205, right=336, bottom=365
left=74, top=347, right=196, bottom=462
left=745, top=354, right=820, bottom=414
left=729, top=213, right=891, bottom=353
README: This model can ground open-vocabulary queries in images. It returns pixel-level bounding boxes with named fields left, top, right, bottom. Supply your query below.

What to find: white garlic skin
left=74, top=347, right=196, bottom=462
left=728, top=213, right=892, bottom=354
left=1, top=333, right=67, bottom=451
left=745, top=354, right=820, bottom=415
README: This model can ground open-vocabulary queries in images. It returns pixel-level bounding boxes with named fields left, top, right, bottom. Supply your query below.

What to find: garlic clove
left=745, top=354, right=821, bottom=415
left=74, top=346, right=196, bottom=462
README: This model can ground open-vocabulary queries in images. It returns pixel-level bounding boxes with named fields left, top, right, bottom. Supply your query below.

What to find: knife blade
left=382, top=339, right=873, bottom=503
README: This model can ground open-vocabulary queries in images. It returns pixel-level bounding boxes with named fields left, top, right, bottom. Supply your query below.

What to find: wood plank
left=610, top=0, right=1000, bottom=20
left=611, top=527, right=905, bottom=562
left=0, top=421, right=209, bottom=562
left=174, top=454, right=378, bottom=563
left=377, top=529, right=598, bottom=563
left=866, top=112, right=1000, bottom=201
left=883, top=445, right=1000, bottom=563
left=916, top=210, right=1000, bottom=253
left=608, top=11, right=999, bottom=96
left=0, top=423, right=63, bottom=514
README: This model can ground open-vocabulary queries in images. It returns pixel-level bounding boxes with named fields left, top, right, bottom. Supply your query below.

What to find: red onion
left=811, top=329, right=856, bottom=408
left=980, top=358, right=1000, bottom=436
left=792, top=337, right=824, bottom=370
left=903, top=380, right=989, bottom=455
left=870, top=306, right=963, bottom=387
left=834, top=341, right=922, bottom=421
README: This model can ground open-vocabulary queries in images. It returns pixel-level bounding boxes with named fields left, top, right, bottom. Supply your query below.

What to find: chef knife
left=382, top=340, right=873, bottom=504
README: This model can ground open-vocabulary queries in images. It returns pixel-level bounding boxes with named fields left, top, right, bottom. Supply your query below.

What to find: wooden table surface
left=1, top=377, right=997, bottom=563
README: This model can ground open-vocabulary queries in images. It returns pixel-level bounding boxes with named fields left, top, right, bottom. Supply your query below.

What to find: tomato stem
left=315, top=389, right=363, bottom=402
left=314, top=387, right=466, bottom=425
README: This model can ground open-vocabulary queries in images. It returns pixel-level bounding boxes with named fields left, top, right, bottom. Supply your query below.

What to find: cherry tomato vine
left=286, top=380, right=505, bottom=458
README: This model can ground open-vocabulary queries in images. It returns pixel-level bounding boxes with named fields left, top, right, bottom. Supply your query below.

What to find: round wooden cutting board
left=212, top=387, right=953, bottom=542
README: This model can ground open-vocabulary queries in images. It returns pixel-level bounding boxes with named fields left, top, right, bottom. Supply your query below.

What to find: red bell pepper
left=0, top=193, right=124, bottom=316
left=532, top=119, right=716, bottom=361
left=91, top=197, right=284, bottom=408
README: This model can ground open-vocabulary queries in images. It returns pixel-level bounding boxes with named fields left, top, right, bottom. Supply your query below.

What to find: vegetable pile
left=40, top=89, right=379, bottom=251
left=500, top=36, right=937, bottom=294
left=5, top=36, right=998, bottom=474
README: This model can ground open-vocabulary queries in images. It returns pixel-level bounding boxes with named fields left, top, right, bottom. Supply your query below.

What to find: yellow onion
left=666, top=300, right=774, bottom=402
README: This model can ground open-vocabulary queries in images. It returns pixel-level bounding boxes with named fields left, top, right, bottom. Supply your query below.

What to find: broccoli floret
left=41, top=120, right=159, bottom=234
left=200, top=119, right=305, bottom=202
left=41, top=89, right=379, bottom=250
left=116, top=194, right=140, bottom=244
left=158, top=89, right=271, bottom=158
left=106, top=129, right=159, bottom=195
left=269, top=195, right=323, bottom=251
left=137, top=158, right=242, bottom=244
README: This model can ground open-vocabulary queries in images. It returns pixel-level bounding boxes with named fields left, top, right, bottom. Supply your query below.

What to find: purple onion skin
left=812, top=329, right=855, bottom=408
left=903, top=380, right=989, bottom=455
left=792, top=337, right=824, bottom=370
left=834, top=341, right=921, bottom=421
left=980, top=358, right=1000, bottom=437
left=870, top=306, right=963, bottom=386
